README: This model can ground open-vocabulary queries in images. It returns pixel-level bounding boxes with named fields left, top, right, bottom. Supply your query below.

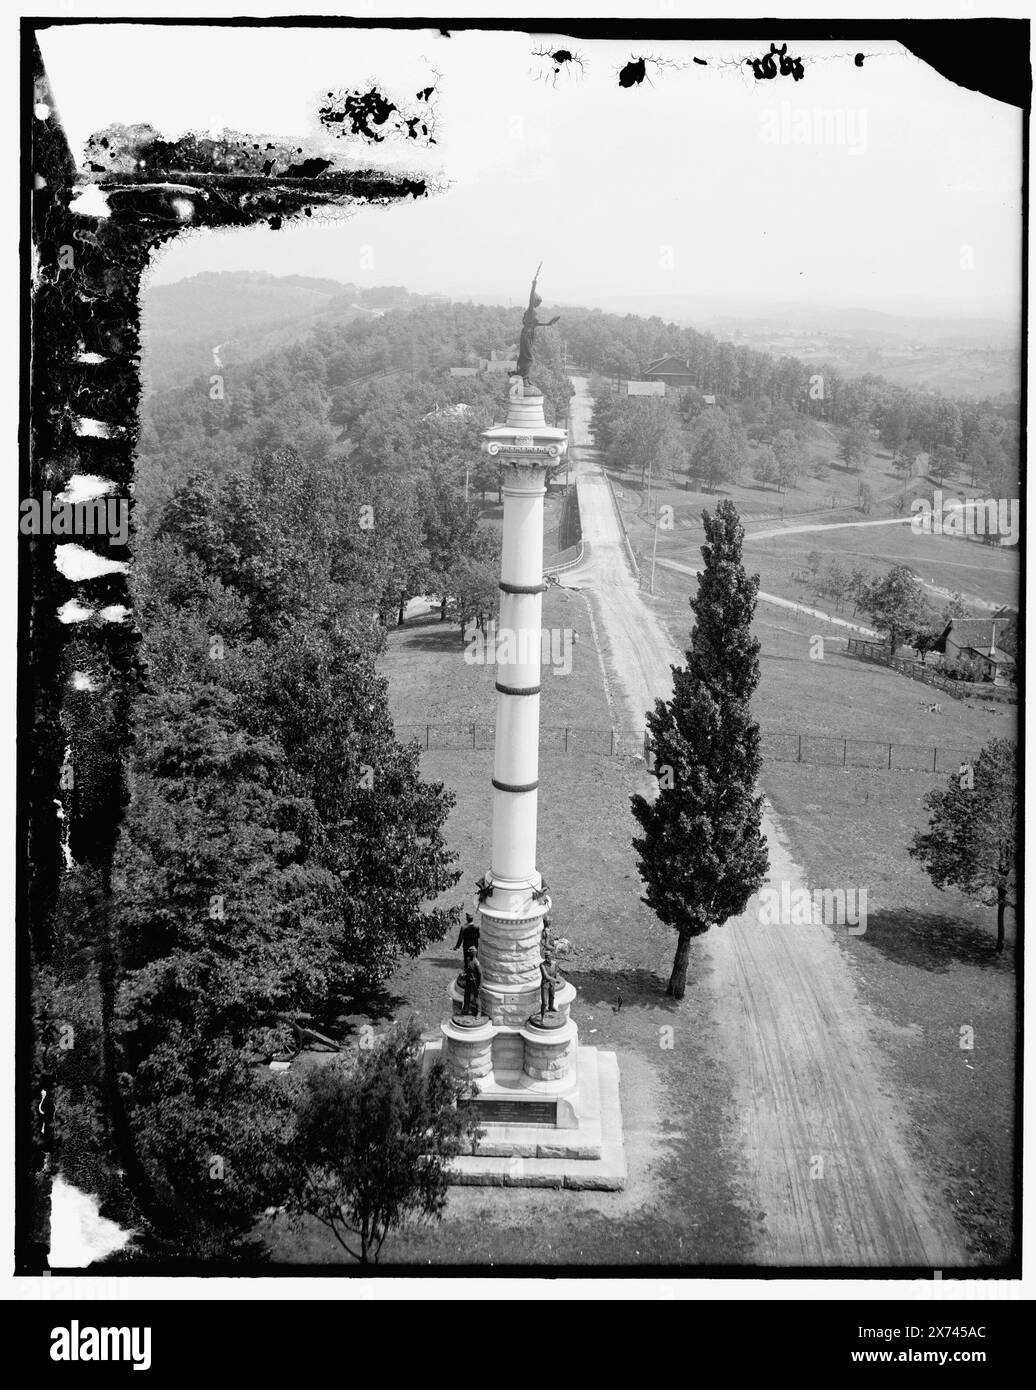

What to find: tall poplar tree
left=632, top=499, right=769, bottom=998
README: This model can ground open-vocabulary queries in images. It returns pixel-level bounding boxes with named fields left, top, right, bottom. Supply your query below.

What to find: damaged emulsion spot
left=26, top=31, right=435, bottom=1006
left=532, top=47, right=586, bottom=86
left=319, top=84, right=437, bottom=145
left=617, top=55, right=686, bottom=89
left=81, top=121, right=429, bottom=231
left=53, top=545, right=129, bottom=581
left=746, top=43, right=805, bottom=82
left=618, top=57, right=647, bottom=88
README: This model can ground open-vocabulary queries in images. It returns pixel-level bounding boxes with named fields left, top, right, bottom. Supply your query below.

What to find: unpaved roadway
left=653, top=556, right=880, bottom=639
left=563, top=376, right=965, bottom=1266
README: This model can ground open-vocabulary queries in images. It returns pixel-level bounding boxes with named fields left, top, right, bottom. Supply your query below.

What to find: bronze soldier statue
left=540, top=914, right=553, bottom=958
left=454, top=912, right=480, bottom=961
left=516, top=262, right=560, bottom=390
left=462, top=945, right=483, bottom=1017
left=539, top=947, right=560, bottom=1021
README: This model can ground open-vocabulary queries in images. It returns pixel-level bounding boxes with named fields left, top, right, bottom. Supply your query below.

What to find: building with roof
left=643, top=354, right=697, bottom=389
left=933, top=616, right=1016, bottom=686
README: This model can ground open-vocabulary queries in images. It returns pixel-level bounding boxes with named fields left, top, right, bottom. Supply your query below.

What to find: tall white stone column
left=442, top=389, right=574, bottom=1060
left=434, top=382, right=626, bottom=1188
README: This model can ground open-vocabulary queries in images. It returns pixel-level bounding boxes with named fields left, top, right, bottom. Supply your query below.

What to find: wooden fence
left=845, top=638, right=971, bottom=698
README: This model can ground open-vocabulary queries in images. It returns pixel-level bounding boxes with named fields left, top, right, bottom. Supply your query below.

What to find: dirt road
left=653, top=556, right=880, bottom=639
left=564, top=377, right=964, bottom=1266
left=744, top=515, right=916, bottom=543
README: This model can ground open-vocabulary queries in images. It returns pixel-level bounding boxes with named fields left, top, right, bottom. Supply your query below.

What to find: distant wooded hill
left=136, top=272, right=1018, bottom=523
left=139, top=271, right=412, bottom=393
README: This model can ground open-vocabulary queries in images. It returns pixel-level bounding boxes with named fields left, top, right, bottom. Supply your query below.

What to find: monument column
left=441, top=385, right=575, bottom=1057
left=434, top=270, right=624, bottom=1186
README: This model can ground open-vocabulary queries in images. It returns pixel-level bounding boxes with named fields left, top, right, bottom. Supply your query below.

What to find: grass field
left=648, top=557, right=1017, bottom=749
left=615, top=476, right=1018, bottom=613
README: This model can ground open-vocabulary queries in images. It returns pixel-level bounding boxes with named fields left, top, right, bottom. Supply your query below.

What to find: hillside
left=139, top=270, right=370, bottom=393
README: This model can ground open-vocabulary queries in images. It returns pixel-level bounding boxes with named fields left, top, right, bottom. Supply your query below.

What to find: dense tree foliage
left=565, top=306, right=1018, bottom=497
left=860, top=565, right=933, bottom=656
left=284, top=1018, right=481, bottom=1263
left=909, top=738, right=1018, bottom=953
left=631, top=500, right=769, bottom=998
left=46, top=434, right=471, bottom=1256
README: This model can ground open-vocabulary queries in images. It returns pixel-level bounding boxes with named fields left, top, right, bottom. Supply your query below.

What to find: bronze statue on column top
left=516, top=262, right=559, bottom=391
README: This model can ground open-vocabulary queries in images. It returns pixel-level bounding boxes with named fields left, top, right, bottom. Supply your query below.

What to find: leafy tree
left=930, top=443, right=956, bottom=486
left=910, top=626, right=942, bottom=666
left=861, top=565, right=930, bottom=656
left=453, top=551, right=501, bottom=641
left=420, top=466, right=481, bottom=619
left=880, top=402, right=909, bottom=459
left=890, top=440, right=915, bottom=479
left=376, top=491, right=431, bottom=627
left=806, top=549, right=823, bottom=582
left=772, top=429, right=800, bottom=493
left=752, top=446, right=778, bottom=491
left=631, top=500, right=769, bottom=998
left=687, top=409, right=745, bottom=492
left=285, top=1018, right=481, bottom=1262
left=848, top=565, right=869, bottom=615
left=819, top=561, right=850, bottom=612
left=839, top=416, right=870, bottom=472
left=857, top=481, right=873, bottom=514
left=246, top=618, right=462, bottom=989
left=908, top=738, right=1017, bottom=953
left=942, top=591, right=969, bottom=623
left=111, top=685, right=329, bottom=1248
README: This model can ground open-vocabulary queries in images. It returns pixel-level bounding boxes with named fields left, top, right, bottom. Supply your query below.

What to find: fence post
left=932, top=745, right=938, bottom=773
left=843, top=739, right=847, bottom=767
left=426, top=724, right=430, bottom=750
left=565, top=727, right=569, bottom=753
left=610, top=729, right=615, bottom=756
left=472, top=723, right=476, bottom=749
left=888, top=742, right=893, bottom=770
left=797, top=733, right=802, bottom=763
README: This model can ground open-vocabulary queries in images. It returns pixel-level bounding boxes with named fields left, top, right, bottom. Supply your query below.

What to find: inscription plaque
left=463, top=1098, right=557, bottom=1126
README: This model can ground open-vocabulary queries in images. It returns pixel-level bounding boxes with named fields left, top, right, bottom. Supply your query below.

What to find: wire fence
left=396, top=723, right=981, bottom=774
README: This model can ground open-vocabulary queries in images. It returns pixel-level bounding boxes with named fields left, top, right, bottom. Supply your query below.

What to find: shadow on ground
left=565, top=965, right=677, bottom=1013
left=393, top=624, right=468, bottom=653
left=859, top=908, right=1012, bottom=973
left=340, top=984, right=409, bottom=1022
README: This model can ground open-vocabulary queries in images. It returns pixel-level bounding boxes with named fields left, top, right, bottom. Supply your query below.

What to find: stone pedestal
left=440, top=1017, right=494, bottom=1083
left=436, top=385, right=625, bottom=1189
left=520, top=1018, right=577, bottom=1081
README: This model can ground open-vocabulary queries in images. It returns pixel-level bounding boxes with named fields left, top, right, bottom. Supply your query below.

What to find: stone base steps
left=447, top=1049, right=626, bottom=1190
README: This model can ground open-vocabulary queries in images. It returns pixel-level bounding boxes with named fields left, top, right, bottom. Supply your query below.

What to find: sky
left=38, top=23, right=1023, bottom=320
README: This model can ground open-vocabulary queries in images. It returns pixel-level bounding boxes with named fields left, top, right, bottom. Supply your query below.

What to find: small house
left=933, top=617, right=1016, bottom=685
